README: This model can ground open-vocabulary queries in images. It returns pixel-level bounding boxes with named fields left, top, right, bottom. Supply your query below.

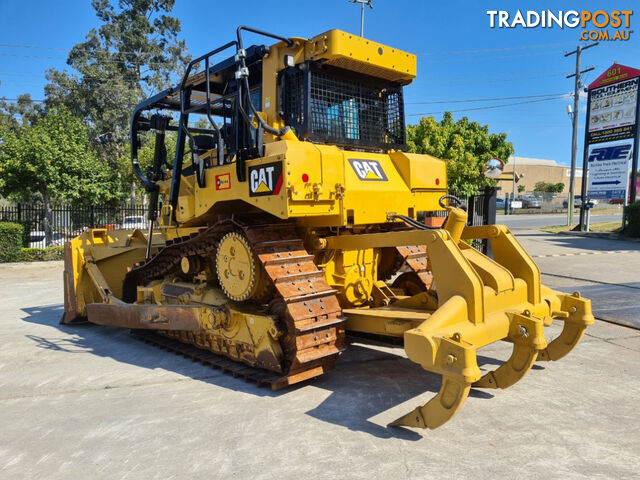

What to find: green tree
left=534, top=181, right=565, bottom=193
left=44, top=0, right=189, bottom=200
left=0, top=94, right=44, bottom=132
left=0, top=107, right=120, bottom=245
left=517, top=184, right=525, bottom=193
left=406, top=112, right=514, bottom=197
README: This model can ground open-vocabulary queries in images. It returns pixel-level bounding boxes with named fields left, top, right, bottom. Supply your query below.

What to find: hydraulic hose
left=388, top=214, right=442, bottom=230
left=236, top=26, right=294, bottom=139
left=439, top=195, right=463, bottom=209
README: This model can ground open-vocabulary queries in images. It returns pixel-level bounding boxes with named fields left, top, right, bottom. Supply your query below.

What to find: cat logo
left=348, top=159, right=388, bottom=181
left=249, top=161, right=283, bottom=197
left=215, top=173, right=231, bottom=190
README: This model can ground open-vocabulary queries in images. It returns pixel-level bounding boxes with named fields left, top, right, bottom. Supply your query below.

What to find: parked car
left=517, top=195, right=542, bottom=209
left=29, top=231, right=65, bottom=248
left=563, top=195, right=597, bottom=208
left=496, top=197, right=506, bottom=209
left=121, top=215, right=147, bottom=230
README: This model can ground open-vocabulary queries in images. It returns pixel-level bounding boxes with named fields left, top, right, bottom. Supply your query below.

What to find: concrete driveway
left=1, top=245, right=639, bottom=479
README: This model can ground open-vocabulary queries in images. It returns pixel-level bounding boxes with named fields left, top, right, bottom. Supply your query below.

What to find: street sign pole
left=578, top=92, right=592, bottom=230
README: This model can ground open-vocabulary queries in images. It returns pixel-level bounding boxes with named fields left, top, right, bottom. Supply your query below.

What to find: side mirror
left=483, top=157, right=504, bottom=179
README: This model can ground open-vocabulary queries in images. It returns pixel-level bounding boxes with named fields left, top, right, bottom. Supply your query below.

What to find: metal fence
left=466, top=188, right=496, bottom=254
left=420, top=188, right=496, bottom=254
left=0, top=202, right=147, bottom=248
left=501, top=191, right=626, bottom=215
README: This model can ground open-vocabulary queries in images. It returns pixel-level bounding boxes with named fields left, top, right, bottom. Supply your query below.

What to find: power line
left=416, top=41, right=575, bottom=56
left=415, top=71, right=568, bottom=87
left=0, top=43, right=145, bottom=56
left=2, top=40, right=575, bottom=58
left=1, top=97, right=46, bottom=102
left=0, top=52, right=182, bottom=67
left=406, top=92, right=567, bottom=105
left=406, top=95, right=568, bottom=116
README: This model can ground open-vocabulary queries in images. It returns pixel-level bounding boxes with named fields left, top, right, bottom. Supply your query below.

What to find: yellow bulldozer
left=61, top=27, right=594, bottom=429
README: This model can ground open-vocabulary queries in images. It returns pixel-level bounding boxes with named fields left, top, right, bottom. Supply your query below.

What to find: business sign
left=587, top=77, right=638, bottom=144
left=586, top=139, right=633, bottom=199
left=588, top=78, right=638, bottom=142
left=584, top=63, right=640, bottom=206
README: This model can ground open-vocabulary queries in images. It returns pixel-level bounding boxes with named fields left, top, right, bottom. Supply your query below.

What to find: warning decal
left=215, top=173, right=231, bottom=191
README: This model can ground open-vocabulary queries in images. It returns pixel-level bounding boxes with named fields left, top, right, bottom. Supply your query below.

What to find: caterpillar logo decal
left=249, top=161, right=283, bottom=197
left=348, top=159, right=388, bottom=181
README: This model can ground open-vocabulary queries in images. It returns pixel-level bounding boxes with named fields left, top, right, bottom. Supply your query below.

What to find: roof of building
left=507, top=156, right=558, bottom=167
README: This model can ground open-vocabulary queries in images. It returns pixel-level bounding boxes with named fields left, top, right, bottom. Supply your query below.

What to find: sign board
left=510, top=200, right=522, bottom=209
left=587, top=139, right=634, bottom=199
left=587, top=77, right=638, bottom=144
left=583, top=63, right=640, bottom=208
left=565, top=168, right=583, bottom=178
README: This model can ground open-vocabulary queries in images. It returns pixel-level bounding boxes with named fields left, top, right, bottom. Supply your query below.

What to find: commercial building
left=497, top=156, right=583, bottom=195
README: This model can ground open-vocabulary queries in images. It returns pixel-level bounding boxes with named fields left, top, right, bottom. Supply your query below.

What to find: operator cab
left=129, top=27, right=415, bottom=226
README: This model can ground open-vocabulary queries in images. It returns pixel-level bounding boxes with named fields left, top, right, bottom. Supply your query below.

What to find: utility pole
left=565, top=43, right=597, bottom=227
left=349, top=0, right=373, bottom=37
left=511, top=154, right=517, bottom=215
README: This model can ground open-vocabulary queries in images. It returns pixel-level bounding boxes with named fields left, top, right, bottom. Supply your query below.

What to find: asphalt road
left=515, top=229, right=640, bottom=330
left=497, top=213, right=623, bottom=230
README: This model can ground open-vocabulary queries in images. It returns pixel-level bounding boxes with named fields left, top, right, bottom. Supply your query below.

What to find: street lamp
left=349, top=0, right=373, bottom=37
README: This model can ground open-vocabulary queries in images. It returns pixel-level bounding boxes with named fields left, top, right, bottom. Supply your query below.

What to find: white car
left=121, top=215, right=147, bottom=230
left=29, top=231, right=65, bottom=248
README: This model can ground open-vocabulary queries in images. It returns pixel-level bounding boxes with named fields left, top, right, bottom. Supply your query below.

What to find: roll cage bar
left=130, top=27, right=293, bottom=220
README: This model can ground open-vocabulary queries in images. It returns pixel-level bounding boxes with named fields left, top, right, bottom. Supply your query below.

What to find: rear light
left=302, top=173, right=309, bottom=183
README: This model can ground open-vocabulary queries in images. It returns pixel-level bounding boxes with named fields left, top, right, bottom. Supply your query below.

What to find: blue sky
left=1, top=0, right=638, bottom=164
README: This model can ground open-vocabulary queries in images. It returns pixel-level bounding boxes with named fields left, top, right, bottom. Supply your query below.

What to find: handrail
left=130, top=88, right=178, bottom=192
left=235, top=26, right=293, bottom=139
left=179, top=40, right=238, bottom=93
left=179, top=41, right=237, bottom=168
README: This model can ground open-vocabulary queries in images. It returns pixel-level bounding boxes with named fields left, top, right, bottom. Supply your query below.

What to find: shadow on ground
left=22, top=304, right=505, bottom=440
left=547, top=281, right=640, bottom=329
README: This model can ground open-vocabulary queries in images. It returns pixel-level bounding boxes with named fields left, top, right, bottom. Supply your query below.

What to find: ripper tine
left=538, top=292, right=594, bottom=362
left=474, top=312, right=547, bottom=389
left=389, top=376, right=471, bottom=429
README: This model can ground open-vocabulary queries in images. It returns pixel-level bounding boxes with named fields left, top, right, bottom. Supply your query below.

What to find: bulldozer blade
left=474, top=313, right=547, bottom=389
left=538, top=292, right=594, bottom=362
left=86, top=302, right=210, bottom=331
left=389, top=375, right=471, bottom=429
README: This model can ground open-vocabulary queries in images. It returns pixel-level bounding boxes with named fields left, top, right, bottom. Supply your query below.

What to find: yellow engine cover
left=170, top=140, right=447, bottom=230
